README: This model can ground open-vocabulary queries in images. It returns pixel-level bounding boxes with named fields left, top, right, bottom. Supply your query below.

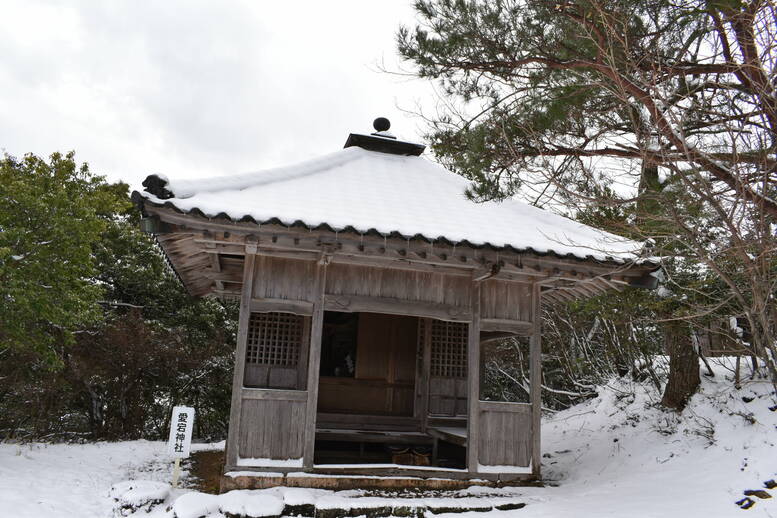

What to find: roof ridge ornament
left=343, top=117, right=426, bottom=156
left=142, top=174, right=174, bottom=199
left=371, top=117, right=395, bottom=139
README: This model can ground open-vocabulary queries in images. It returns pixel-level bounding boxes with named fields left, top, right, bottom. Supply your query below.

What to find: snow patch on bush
left=110, top=480, right=170, bottom=517
left=110, top=480, right=170, bottom=506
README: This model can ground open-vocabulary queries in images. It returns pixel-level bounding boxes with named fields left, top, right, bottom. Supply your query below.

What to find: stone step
left=305, top=501, right=526, bottom=518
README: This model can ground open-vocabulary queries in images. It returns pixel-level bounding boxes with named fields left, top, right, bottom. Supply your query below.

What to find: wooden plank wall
left=428, top=377, right=468, bottom=415
left=477, top=402, right=532, bottom=467
left=238, top=398, right=307, bottom=459
left=250, top=258, right=533, bottom=328
left=253, top=256, right=318, bottom=301
left=244, top=364, right=298, bottom=389
left=480, top=280, right=532, bottom=321
left=317, top=313, right=417, bottom=416
left=356, top=313, right=417, bottom=381
left=325, top=263, right=471, bottom=309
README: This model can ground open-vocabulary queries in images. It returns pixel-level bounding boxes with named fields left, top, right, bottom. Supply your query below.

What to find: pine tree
left=398, top=0, right=777, bottom=406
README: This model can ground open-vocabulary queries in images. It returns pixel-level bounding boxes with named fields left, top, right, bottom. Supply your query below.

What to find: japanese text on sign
left=167, top=406, right=194, bottom=459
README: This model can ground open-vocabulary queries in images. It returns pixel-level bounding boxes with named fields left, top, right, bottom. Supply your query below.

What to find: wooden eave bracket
left=245, top=235, right=259, bottom=255
left=139, top=215, right=173, bottom=235
left=318, top=251, right=333, bottom=265
left=473, top=261, right=502, bottom=282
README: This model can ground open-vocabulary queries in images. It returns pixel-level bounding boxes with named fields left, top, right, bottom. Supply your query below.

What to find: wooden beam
left=250, top=298, right=314, bottom=316
left=480, top=318, right=533, bottom=334
left=316, top=413, right=420, bottom=431
left=479, top=401, right=532, bottom=414
left=241, top=388, right=308, bottom=402
left=211, top=289, right=242, bottom=299
left=199, top=239, right=478, bottom=277
left=324, top=294, right=471, bottom=322
left=530, top=282, right=542, bottom=479
left=480, top=331, right=520, bottom=343
left=546, top=288, right=577, bottom=303
left=204, top=271, right=243, bottom=283
left=466, top=279, right=482, bottom=473
left=303, top=262, right=327, bottom=469
left=225, top=245, right=257, bottom=468
left=203, top=232, right=224, bottom=292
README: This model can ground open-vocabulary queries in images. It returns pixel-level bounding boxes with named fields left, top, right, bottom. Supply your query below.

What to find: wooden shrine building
left=133, top=118, right=657, bottom=489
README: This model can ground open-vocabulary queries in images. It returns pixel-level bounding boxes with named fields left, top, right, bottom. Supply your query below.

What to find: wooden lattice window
left=246, top=312, right=303, bottom=366
left=420, top=320, right=468, bottom=378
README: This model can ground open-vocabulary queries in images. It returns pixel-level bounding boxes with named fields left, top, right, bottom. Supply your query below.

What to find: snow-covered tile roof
left=135, top=146, right=645, bottom=263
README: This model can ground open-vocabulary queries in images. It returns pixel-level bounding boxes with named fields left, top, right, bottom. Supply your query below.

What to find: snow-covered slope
left=523, top=357, right=776, bottom=517
left=1, top=358, right=773, bottom=517
left=136, top=146, right=644, bottom=263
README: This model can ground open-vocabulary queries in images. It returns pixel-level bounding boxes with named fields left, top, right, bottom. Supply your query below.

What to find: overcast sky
left=0, top=1, right=437, bottom=188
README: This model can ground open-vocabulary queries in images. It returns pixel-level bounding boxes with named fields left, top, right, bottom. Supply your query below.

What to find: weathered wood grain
left=238, top=398, right=306, bottom=459
left=477, top=403, right=532, bottom=467
left=250, top=298, right=314, bottom=315
left=303, top=262, right=327, bottom=469
left=325, top=263, right=472, bottom=309
left=418, top=318, right=432, bottom=431
left=466, top=279, right=481, bottom=473
left=530, top=282, right=542, bottom=477
left=225, top=248, right=257, bottom=468
left=480, top=280, right=532, bottom=321
left=253, top=256, right=318, bottom=301
left=325, top=294, right=470, bottom=322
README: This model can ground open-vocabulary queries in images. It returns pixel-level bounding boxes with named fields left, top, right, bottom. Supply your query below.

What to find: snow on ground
left=0, top=440, right=220, bottom=518
left=0, top=358, right=774, bottom=518
left=520, top=357, right=776, bottom=517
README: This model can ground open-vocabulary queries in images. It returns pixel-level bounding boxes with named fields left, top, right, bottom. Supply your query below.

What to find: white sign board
left=167, top=406, right=195, bottom=459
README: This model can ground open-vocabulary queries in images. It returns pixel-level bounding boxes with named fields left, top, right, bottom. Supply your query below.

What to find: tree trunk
left=661, top=322, right=700, bottom=411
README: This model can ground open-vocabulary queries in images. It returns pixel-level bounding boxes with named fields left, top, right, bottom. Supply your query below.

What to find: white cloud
left=0, top=0, right=435, bottom=188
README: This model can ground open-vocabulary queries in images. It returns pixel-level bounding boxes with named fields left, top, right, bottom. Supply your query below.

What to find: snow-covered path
left=0, top=359, right=774, bottom=518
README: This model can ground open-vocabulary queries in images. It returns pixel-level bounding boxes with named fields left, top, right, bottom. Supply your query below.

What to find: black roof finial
left=373, top=117, right=391, bottom=132
left=343, top=116, right=426, bottom=156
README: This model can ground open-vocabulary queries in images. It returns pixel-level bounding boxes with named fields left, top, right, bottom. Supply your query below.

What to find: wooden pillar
left=297, top=317, right=311, bottom=390
left=225, top=240, right=258, bottom=468
left=419, top=318, right=432, bottom=432
left=466, top=279, right=482, bottom=473
left=530, top=282, right=542, bottom=478
left=303, top=258, right=328, bottom=469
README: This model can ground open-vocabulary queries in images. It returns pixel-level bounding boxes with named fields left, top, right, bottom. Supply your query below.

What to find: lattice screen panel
left=246, top=312, right=303, bottom=366
left=420, top=320, right=468, bottom=378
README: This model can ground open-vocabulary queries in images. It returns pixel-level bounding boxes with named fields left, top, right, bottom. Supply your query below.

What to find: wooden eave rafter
left=145, top=206, right=656, bottom=303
